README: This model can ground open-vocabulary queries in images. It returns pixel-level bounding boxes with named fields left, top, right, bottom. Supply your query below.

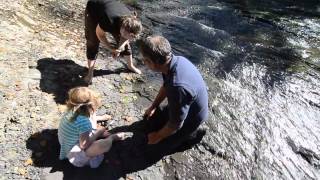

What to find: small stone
left=164, top=157, right=171, bottom=164
left=0, top=161, right=5, bottom=168
left=171, top=153, right=185, bottom=164
left=15, top=12, right=37, bottom=27
left=28, top=69, right=41, bottom=80
left=0, top=47, right=7, bottom=53
left=30, top=113, right=36, bottom=118
left=15, top=82, right=23, bottom=91
left=132, top=95, right=138, bottom=101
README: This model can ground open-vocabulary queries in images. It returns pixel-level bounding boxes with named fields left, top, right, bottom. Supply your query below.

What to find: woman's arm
left=96, top=24, right=113, bottom=50
left=117, top=39, right=129, bottom=52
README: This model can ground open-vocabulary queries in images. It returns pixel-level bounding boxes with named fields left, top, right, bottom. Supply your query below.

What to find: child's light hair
left=66, top=87, right=101, bottom=121
left=121, top=14, right=142, bottom=36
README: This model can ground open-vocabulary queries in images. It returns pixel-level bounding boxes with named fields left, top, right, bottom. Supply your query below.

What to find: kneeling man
left=139, top=35, right=208, bottom=155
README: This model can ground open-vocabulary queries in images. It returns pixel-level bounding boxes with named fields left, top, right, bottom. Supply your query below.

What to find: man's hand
left=144, top=106, right=156, bottom=120
left=96, top=126, right=106, bottom=135
left=148, top=125, right=177, bottom=144
left=112, top=49, right=121, bottom=59
left=147, top=132, right=163, bottom=144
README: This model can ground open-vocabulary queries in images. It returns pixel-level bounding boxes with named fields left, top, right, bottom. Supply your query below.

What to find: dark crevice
left=287, top=137, right=320, bottom=169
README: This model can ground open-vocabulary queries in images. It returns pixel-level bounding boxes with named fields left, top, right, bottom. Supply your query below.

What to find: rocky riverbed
left=0, top=0, right=320, bottom=180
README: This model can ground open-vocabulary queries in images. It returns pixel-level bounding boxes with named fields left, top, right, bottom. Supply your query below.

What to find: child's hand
left=97, top=126, right=106, bottom=132
left=112, top=49, right=121, bottom=59
left=95, top=114, right=112, bottom=121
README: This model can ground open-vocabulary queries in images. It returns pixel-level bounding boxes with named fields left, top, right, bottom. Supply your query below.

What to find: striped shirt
left=58, top=112, right=92, bottom=160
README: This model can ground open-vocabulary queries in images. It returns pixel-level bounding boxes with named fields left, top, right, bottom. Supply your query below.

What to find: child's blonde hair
left=66, top=87, right=101, bottom=121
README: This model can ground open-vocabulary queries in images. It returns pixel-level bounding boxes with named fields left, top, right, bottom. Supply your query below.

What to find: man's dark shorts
left=142, top=106, right=205, bottom=159
left=84, top=7, right=132, bottom=60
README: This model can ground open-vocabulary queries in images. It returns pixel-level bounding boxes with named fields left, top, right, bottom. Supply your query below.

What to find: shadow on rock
left=26, top=129, right=60, bottom=168
left=26, top=122, right=205, bottom=180
left=37, top=58, right=127, bottom=104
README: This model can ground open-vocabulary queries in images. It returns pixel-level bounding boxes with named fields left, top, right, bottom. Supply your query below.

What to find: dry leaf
left=18, top=168, right=27, bottom=176
left=57, top=104, right=67, bottom=112
left=0, top=47, right=7, bottom=53
left=15, top=83, right=23, bottom=91
left=123, top=116, right=133, bottom=122
left=31, top=132, right=40, bottom=139
left=30, top=113, right=36, bottom=118
left=24, top=158, right=33, bottom=166
left=5, top=92, right=15, bottom=100
left=125, top=75, right=133, bottom=81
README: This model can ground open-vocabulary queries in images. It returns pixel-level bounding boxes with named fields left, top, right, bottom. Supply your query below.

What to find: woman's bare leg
left=84, top=59, right=96, bottom=84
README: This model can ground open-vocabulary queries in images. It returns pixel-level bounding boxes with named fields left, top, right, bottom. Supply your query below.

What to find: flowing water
left=136, top=0, right=320, bottom=179
left=2, top=0, right=318, bottom=179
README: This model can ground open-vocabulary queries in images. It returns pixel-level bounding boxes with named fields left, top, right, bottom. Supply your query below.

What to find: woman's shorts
left=67, top=144, right=104, bottom=168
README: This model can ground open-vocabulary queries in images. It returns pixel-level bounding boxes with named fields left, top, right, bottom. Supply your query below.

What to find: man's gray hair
left=139, top=35, right=172, bottom=65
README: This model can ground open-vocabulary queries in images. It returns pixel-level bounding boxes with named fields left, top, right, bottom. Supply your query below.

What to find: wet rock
left=170, top=153, right=186, bottom=164
left=287, top=137, right=320, bottom=169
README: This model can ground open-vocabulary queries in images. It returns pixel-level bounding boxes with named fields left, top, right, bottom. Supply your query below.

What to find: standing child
left=58, top=87, right=125, bottom=168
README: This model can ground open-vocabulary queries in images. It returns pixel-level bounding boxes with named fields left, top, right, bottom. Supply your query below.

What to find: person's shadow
left=26, top=119, right=205, bottom=180
left=36, top=58, right=128, bottom=104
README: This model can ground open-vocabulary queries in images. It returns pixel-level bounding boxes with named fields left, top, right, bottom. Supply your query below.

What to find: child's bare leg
left=85, top=133, right=126, bottom=157
left=124, top=55, right=141, bottom=74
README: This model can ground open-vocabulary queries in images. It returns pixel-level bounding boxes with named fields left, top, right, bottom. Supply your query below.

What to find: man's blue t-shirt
left=163, top=55, right=208, bottom=129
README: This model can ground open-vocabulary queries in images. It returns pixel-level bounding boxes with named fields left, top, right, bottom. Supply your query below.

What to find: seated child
left=58, top=87, right=125, bottom=168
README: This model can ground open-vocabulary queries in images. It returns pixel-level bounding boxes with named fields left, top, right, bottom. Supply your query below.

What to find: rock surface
left=0, top=0, right=320, bottom=180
